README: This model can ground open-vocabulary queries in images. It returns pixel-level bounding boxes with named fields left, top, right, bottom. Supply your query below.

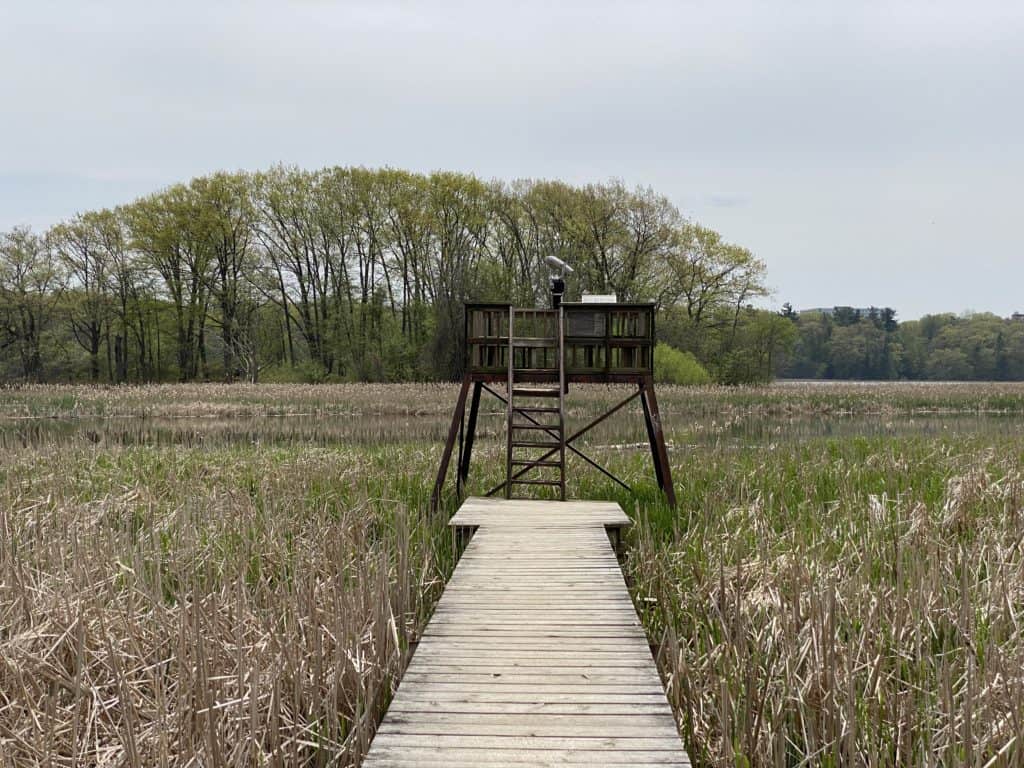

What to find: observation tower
left=431, top=263, right=676, bottom=511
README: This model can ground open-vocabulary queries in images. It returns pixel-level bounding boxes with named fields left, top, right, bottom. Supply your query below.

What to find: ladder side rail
left=558, top=305, right=566, bottom=501
left=505, top=306, right=515, bottom=499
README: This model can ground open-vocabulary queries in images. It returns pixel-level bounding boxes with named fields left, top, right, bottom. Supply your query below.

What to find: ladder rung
left=513, top=406, right=560, bottom=414
left=511, top=423, right=562, bottom=431
left=512, top=387, right=561, bottom=398
left=511, top=479, right=563, bottom=486
left=511, top=460, right=562, bottom=468
left=511, top=440, right=562, bottom=448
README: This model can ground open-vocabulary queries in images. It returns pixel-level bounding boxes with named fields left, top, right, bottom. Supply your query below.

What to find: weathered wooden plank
left=386, top=701, right=673, bottom=715
left=359, top=497, right=689, bottom=766
left=379, top=711, right=679, bottom=726
left=365, top=750, right=689, bottom=766
left=402, top=659, right=659, bottom=670
left=387, top=691, right=674, bottom=704
left=368, top=733, right=686, bottom=750
left=411, top=638, right=643, bottom=651
left=408, top=659, right=657, bottom=670
left=389, top=686, right=671, bottom=703
left=376, top=719, right=681, bottom=736
left=420, top=629, right=647, bottom=638
left=412, top=639, right=648, bottom=649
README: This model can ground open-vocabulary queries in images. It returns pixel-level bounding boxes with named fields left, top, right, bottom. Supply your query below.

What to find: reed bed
left=2, top=384, right=1023, bottom=766
left=3, top=383, right=1023, bottom=457
left=4, top=380, right=1024, bottom=421
left=631, top=437, right=1024, bottom=767
left=0, top=444, right=455, bottom=767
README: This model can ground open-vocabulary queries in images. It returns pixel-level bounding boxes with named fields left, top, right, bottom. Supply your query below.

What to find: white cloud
left=1, top=0, right=1022, bottom=317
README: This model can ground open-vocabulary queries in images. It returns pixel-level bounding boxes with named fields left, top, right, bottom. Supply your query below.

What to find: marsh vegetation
left=1, top=382, right=1022, bottom=766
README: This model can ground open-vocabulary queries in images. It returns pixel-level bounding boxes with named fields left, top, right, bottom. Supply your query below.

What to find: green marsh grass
left=629, top=437, right=1024, bottom=766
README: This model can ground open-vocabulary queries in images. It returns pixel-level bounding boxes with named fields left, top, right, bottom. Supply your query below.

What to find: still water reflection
left=0, top=409, right=1019, bottom=451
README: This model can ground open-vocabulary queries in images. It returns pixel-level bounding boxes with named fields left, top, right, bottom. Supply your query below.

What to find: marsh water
left=1, top=407, right=1019, bottom=451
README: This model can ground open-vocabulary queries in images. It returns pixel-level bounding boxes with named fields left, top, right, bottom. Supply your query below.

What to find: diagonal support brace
left=484, top=386, right=641, bottom=497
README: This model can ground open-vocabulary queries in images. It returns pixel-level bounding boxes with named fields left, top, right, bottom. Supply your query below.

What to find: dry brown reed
left=0, top=444, right=453, bottom=767
left=632, top=442, right=1024, bottom=766
left=4, top=380, right=1024, bottom=421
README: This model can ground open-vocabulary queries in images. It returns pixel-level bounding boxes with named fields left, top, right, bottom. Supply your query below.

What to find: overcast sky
left=1, top=0, right=1021, bottom=319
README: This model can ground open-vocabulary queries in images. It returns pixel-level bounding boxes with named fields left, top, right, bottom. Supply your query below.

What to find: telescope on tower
left=544, top=255, right=573, bottom=309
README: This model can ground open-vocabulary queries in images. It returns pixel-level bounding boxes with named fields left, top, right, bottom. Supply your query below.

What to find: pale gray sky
left=2, top=0, right=1022, bottom=319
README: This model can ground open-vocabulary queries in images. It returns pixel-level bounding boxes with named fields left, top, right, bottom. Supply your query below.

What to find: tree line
left=0, top=167, right=786, bottom=384
left=779, top=305, right=1024, bottom=380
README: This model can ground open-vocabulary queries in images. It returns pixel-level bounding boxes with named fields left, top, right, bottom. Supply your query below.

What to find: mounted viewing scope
left=545, top=255, right=573, bottom=308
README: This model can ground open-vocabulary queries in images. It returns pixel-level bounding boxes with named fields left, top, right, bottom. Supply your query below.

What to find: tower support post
left=459, top=381, right=483, bottom=486
left=640, top=381, right=665, bottom=492
left=640, top=376, right=677, bottom=508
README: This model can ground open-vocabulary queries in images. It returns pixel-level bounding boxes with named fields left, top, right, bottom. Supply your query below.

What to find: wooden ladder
left=505, top=307, right=566, bottom=500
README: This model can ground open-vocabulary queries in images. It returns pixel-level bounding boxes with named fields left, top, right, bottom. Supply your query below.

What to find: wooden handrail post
left=431, top=376, right=472, bottom=514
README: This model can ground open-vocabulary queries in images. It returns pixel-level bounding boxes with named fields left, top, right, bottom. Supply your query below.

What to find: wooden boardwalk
left=362, top=497, right=690, bottom=767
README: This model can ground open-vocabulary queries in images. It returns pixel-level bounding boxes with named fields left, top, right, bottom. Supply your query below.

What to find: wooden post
left=431, top=376, right=472, bottom=514
left=505, top=306, right=514, bottom=500
left=641, top=376, right=677, bottom=509
left=458, top=381, right=482, bottom=485
left=640, top=380, right=665, bottom=492
left=557, top=306, right=566, bottom=501
left=456, top=403, right=465, bottom=496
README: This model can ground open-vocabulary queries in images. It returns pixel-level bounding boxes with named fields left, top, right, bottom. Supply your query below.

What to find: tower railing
left=466, top=302, right=654, bottom=381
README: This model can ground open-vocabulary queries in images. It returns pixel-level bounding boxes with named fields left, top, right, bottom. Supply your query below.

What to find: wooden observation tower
left=431, top=286, right=676, bottom=511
